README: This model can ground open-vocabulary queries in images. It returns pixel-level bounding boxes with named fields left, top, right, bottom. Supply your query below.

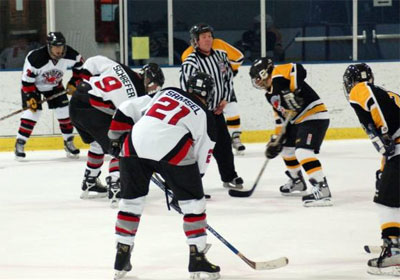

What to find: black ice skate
left=279, top=170, right=307, bottom=196
left=302, top=177, right=333, bottom=207
left=14, top=138, right=26, bottom=161
left=368, top=238, right=400, bottom=276
left=231, top=132, right=246, bottom=155
left=189, top=244, right=220, bottom=280
left=106, top=176, right=121, bottom=208
left=223, top=176, right=244, bottom=190
left=64, top=136, right=80, bottom=159
left=114, top=242, right=133, bottom=280
left=80, top=170, right=107, bottom=199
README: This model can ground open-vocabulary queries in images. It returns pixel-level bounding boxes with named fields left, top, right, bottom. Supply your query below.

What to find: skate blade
left=66, top=152, right=79, bottom=159
left=367, top=265, right=400, bottom=276
left=114, top=269, right=128, bottom=280
left=303, top=198, right=333, bottom=207
left=281, top=191, right=307, bottom=197
left=190, top=271, right=220, bottom=280
left=110, top=198, right=119, bottom=209
left=80, top=190, right=108, bottom=199
left=235, top=150, right=245, bottom=156
left=15, top=156, right=26, bottom=162
left=223, top=184, right=243, bottom=190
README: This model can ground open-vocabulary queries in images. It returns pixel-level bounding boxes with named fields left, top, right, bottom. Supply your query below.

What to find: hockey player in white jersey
left=14, top=32, right=83, bottom=160
left=69, top=55, right=164, bottom=205
left=111, top=72, right=221, bottom=280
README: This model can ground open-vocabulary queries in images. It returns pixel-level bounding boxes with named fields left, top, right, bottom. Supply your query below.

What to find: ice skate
left=368, top=238, right=400, bottom=276
left=80, top=170, right=107, bottom=199
left=114, top=242, right=133, bottom=280
left=189, top=244, right=220, bottom=280
left=279, top=170, right=307, bottom=196
left=14, top=139, right=26, bottom=161
left=106, top=176, right=121, bottom=209
left=302, top=177, right=333, bottom=207
left=64, top=136, right=80, bottom=159
left=232, top=132, right=245, bottom=155
left=223, top=176, right=244, bottom=190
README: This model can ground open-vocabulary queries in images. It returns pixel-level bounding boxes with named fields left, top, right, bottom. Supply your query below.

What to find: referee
left=180, top=23, right=243, bottom=190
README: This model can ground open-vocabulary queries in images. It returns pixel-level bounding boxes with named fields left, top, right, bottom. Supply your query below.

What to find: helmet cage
left=249, top=57, right=274, bottom=90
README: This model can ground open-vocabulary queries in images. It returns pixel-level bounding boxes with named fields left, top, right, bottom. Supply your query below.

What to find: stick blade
left=255, top=257, right=289, bottom=270
left=228, top=188, right=253, bottom=197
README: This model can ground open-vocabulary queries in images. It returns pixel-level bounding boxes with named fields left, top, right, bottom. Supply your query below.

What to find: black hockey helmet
left=343, top=63, right=374, bottom=98
left=249, top=57, right=274, bottom=90
left=46, top=32, right=66, bottom=59
left=141, top=63, right=165, bottom=94
left=186, top=72, right=215, bottom=106
left=190, top=23, right=214, bottom=47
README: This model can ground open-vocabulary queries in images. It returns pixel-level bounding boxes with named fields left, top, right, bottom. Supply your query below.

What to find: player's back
left=88, top=60, right=145, bottom=108
left=350, top=82, right=400, bottom=135
left=131, top=87, right=208, bottom=161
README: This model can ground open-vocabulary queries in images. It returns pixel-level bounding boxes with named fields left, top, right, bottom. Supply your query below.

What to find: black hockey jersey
left=266, top=63, right=329, bottom=134
left=21, top=45, right=83, bottom=94
left=349, top=82, right=400, bottom=159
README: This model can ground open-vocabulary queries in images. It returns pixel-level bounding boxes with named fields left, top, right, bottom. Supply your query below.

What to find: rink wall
left=0, top=61, right=399, bottom=151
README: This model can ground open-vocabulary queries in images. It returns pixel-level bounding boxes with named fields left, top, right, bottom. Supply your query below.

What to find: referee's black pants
left=212, top=113, right=238, bottom=182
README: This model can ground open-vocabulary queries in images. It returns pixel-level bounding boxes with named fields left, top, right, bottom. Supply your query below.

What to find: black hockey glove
left=265, top=135, right=283, bottom=159
left=282, top=89, right=304, bottom=112
left=109, top=139, right=122, bottom=158
left=25, top=92, right=40, bottom=112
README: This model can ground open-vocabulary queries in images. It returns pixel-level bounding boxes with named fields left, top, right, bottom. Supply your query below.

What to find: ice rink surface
left=0, top=139, right=394, bottom=280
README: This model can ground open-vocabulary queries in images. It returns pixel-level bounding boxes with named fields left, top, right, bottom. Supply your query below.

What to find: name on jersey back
left=113, top=65, right=137, bottom=98
left=165, top=90, right=201, bottom=115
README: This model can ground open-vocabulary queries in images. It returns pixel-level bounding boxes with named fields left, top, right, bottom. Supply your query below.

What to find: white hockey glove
left=366, top=124, right=395, bottom=157
left=282, top=89, right=303, bottom=112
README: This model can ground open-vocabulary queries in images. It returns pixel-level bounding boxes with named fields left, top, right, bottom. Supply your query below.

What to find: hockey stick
left=364, top=245, right=382, bottom=254
left=229, top=111, right=295, bottom=198
left=151, top=174, right=289, bottom=270
left=0, top=89, right=68, bottom=121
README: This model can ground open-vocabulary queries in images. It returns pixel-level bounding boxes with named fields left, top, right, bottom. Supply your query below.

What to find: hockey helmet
left=141, top=63, right=165, bottom=94
left=189, top=23, right=214, bottom=47
left=249, top=57, right=274, bottom=90
left=343, top=63, right=374, bottom=99
left=186, top=72, right=215, bottom=106
left=46, top=32, right=66, bottom=59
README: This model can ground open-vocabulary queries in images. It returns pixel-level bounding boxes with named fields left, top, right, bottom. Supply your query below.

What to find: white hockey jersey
left=21, top=46, right=83, bottom=93
left=81, top=55, right=145, bottom=115
left=112, top=87, right=217, bottom=175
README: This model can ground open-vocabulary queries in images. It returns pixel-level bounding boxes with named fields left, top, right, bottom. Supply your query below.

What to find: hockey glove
left=109, top=139, right=122, bottom=158
left=66, top=82, right=77, bottom=95
left=25, top=92, right=40, bottom=112
left=367, top=124, right=395, bottom=157
left=265, top=135, right=283, bottom=159
left=282, top=89, right=304, bottom=112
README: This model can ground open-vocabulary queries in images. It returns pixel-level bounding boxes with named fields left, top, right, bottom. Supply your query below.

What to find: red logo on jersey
left=206, top=149, right=213, bottom=163
left=42, top=69, right=63, bottom=85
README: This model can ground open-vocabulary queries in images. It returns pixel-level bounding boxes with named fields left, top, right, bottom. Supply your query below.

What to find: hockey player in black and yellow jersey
left=249, top=57, right=332, bottom=207
left=182, top=37, right=246, bottom=154
left=343, top=63, right=400, bottom=276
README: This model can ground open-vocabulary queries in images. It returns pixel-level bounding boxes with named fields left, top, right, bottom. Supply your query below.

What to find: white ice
left=0, top=140, right=393, bottom=280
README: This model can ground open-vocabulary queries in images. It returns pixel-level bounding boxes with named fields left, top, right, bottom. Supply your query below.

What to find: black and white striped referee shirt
left=180, top=49, right=234, bottom=110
